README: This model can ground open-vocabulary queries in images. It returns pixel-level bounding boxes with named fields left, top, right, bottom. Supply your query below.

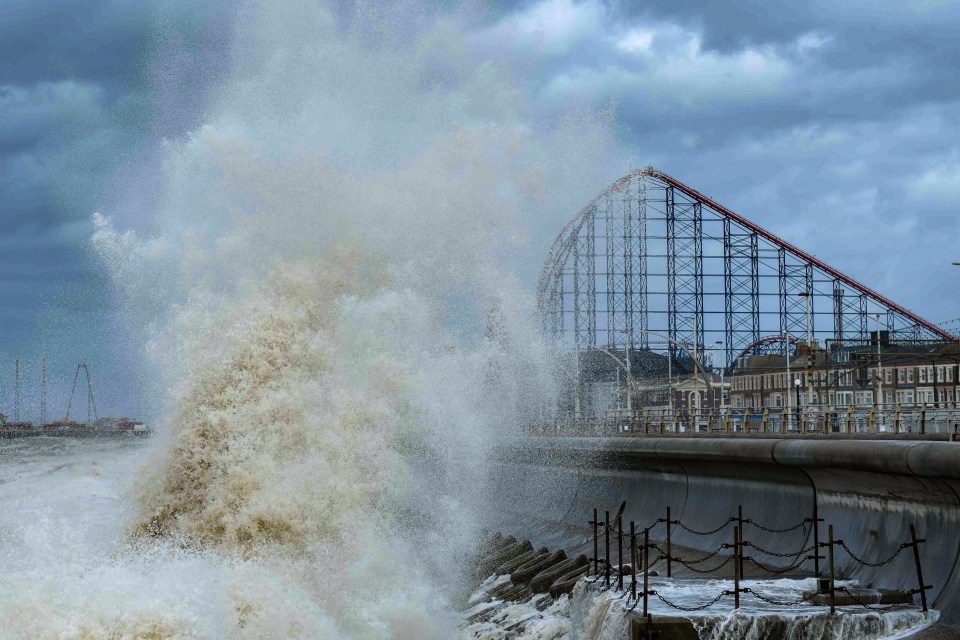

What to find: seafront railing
left=532, top=405, right=960, bottom=438
left=587, top=503, right=931, bottom=617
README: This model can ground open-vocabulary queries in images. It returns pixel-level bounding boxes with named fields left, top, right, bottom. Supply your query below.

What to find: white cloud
left=741, top=124, right=852, bottom=157
left=908, top=160, right=960, bottom=204
left=794, top=31, right=832, bottom=54
left=616, top=28, right=655, bottom=55
left=526, top=13, right=832, bottom=113
left=0, top=81, right=105, bottom=145
left=474, top=0, right=604, bottom=57
left=471, top=2, right=858, bottom=116
left=542, top=35, right=795, bottom=111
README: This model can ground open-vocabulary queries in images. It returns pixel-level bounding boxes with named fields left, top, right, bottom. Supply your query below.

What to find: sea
left=0, top=2, right=941, bottom=638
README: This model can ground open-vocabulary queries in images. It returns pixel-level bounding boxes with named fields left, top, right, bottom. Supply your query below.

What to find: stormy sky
left=1, top=0, right=958, bottom=418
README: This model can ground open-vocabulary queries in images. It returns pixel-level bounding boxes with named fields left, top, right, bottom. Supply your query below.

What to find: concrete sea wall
left=487, top=437, right=960, bottom=627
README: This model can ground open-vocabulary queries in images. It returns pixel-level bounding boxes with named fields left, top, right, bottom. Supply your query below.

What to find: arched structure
left=537, top=168, right=955, bottom=370
left=732, top=335, right=800, bottom=363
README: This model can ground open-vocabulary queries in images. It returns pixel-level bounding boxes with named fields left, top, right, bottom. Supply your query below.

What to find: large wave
left=31, top=1, right=624, bottom=638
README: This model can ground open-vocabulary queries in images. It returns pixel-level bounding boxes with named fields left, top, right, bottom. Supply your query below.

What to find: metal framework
left=65, top=363, right=99, bottom=425
left=538, top=168, right=955, bottom=371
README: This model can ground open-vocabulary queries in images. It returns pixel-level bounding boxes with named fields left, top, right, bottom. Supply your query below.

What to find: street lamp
left=783, top=332, right=793, bottom=428
left=714, top=341, right=724, bottom=408
left=793, top=378, right=802, bottom=430
left=798, top=291, right=814, bottom=408
left=684, top=315, right=699, bottom=418
left=794, top=376, right=802, bottom=429
left=668, top=344, right=673, bottom=413
left=874, top=314, right=884, bottom=413
left=589, top=346, right=635, bottom=416
left=625, top=339, right=632, bottom=413
left=619, top=328, right=712, bottom=420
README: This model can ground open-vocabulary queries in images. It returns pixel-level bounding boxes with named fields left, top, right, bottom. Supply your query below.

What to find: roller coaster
left=537, top=168, right=956, bottom=371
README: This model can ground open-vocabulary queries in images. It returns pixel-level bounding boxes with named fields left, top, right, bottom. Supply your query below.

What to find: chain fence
left=588, top=503, right=931, bottom=618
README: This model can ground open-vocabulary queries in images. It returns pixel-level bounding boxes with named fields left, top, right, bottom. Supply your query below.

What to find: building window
left=949, top=368, right=955, bottom=383
left=885, top=370, right=893, bottom=384
left=908, top=369, right=914, bottom=383
left=898, top=369, right=905, bottom=384
left=919, top=368, right=927, bottom=383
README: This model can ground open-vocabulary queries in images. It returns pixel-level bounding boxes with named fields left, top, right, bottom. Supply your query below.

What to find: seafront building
left=727, top=338, right=960, bottom=411
left=594, top=336, right=960, bottom=423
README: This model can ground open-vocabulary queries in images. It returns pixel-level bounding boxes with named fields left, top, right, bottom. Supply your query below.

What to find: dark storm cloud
left=476, top=0, right=960, bottom=326
left=0, top=0, right=150, bottom=87
left=0, top=0, right=957, bottom=415
left=0, top=0, right=235, bottom=415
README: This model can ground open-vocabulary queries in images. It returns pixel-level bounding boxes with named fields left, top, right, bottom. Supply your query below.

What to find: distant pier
left=0, top=418, right=150, bottom=438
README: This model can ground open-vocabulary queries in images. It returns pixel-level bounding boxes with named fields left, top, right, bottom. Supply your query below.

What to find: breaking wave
left=3, top=1, right=619, bottom=638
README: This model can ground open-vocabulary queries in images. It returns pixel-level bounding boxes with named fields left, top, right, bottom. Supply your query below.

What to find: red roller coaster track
left=642, top=168, right=955, bottom=342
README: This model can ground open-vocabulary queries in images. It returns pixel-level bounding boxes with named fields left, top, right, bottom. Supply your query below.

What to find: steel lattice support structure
left=537, top=168, right=956, bottom=377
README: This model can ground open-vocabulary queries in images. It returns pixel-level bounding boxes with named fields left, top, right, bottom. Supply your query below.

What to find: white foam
left=461, top=574, right=937, bottom=640
left=2, top=2, right=621, bottom=638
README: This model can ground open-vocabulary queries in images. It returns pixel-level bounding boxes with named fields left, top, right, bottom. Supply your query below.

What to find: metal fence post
left=733, top=525, right=741, bottom=609
left=809, top=502, right=823, bottom=583
left=828, top=524, right=836, bottom=615
left=643, top=527, right=650, bottom=617
left=737, top=505, right=745, bottom=578
left=666, top=506, right=673, bottom=578
left=910, top=524, right=931, bottom=612
left=631, top=520, right=637, bottom=601
left=591, top=508, right=599, bottom=576
left=617, top=515, right=624, bottom=591
left=605, top=510, right=611, bottom=587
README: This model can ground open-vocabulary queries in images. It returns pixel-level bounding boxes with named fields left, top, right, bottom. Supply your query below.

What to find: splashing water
left=0, top=1, right=621, bottom=638
left=460, top=576, right=937, bottom=640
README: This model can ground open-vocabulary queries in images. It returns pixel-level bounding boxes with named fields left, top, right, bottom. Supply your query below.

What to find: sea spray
left=460, top=573, right=936, bottom=640
left=0, top=1, right=623, bottom=637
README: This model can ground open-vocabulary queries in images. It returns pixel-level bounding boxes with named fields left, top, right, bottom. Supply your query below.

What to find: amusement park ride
left=536, top=168, right=957, bottom=417
left=0, top=360, right=148, bottom=437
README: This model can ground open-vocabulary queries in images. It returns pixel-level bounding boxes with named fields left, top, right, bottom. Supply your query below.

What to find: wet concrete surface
left=487, top=436, right=960, bottom=629
left=904, top=625, right=960, bottom=639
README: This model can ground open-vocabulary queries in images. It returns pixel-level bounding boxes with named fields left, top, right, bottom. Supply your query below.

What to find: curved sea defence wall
left=486, top=437, right=960, bottom=628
